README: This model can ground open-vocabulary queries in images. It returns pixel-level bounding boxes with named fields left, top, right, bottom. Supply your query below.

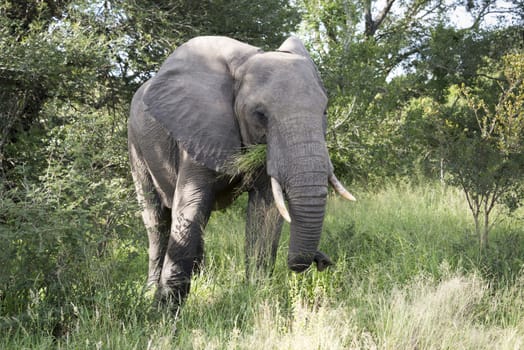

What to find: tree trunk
left=480, top=211, right=490, bottom=249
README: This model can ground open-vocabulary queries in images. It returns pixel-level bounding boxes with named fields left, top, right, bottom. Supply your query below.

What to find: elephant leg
left=129, top=144, right=171, bottom=290
left=245, top=175, right=284, bottom=279
left=157, top=161, right=215, bottom=307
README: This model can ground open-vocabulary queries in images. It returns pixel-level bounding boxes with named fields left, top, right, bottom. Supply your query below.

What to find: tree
left=447, top=54, right=524, bottom=248
left=408, top=54, right=524, bottom=248
left=298, top=0, right=523, bottom=182
left=118, top=0, right=300, bottom=82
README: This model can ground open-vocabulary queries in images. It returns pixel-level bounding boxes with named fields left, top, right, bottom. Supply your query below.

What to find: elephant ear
left=277, top=36, right=311, bottom=58
left=277, top=36, right=328, bottom=106
left=143, top=36, right=260, bottom=172
left=278, top=36, right=325, bottom=87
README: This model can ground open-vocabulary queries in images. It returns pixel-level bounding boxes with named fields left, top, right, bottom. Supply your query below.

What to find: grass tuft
left=224, top=144, right=267, bottom=186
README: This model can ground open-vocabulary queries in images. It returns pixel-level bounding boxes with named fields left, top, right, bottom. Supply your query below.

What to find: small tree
left=439, top=54, right=524, bottom=249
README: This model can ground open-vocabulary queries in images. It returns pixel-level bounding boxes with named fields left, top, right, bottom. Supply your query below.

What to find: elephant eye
left=322, top=110, right=328, bottom=136
left=253, top=109, right=268, bottom=126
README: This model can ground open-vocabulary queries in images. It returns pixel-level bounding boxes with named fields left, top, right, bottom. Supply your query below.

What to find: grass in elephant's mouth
left=225, top=144, right=267, bottom=186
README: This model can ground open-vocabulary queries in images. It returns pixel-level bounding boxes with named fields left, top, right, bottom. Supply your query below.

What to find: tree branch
left=468, top=0, right=497, bottom=30
left=374, top=0, right=396, bottom=31
left=365, top=0, right=397, bottom=38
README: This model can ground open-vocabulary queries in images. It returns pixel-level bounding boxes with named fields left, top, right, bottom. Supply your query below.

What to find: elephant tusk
left=329, top=174, right=356, bottom=201
left=271, top=177, right=291, bottom=223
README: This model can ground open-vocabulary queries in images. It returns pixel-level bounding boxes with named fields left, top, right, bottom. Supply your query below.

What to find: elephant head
left=142, top=36, right=354, bottom=272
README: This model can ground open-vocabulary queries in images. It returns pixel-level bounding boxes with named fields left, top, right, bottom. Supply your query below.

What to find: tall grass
left=2, top=182, right=523, bottom=349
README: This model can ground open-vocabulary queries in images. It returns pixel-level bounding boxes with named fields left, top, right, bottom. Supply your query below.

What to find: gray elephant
left=128, top=36, right=355, bottom=307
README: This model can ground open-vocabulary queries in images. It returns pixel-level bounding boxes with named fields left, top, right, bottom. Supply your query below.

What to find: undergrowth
left=1, top=182, right=523, bottom=349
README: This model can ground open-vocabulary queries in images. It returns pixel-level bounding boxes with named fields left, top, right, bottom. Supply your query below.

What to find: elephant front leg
left=157, top=170, right=215, bottom=309
left=245, top=176, right=284, bottom=279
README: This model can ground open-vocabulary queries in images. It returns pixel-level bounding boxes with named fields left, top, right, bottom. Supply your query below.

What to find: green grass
left=2, top=182, right=524, bottom=349
left=224, top=144, right=267, bottom=188
left=226, top=144, right=267, bottom=175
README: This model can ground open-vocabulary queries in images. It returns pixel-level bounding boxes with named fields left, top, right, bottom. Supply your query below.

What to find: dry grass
left=375, top=270, right=523, bottom=349
left=169, top=270, right=523, bottom=350
left=183, top=300, right=361, bottom=350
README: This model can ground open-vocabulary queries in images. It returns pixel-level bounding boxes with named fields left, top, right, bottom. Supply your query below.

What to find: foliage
left=226, top=145, right=267, bottom=175
left=0, top=1, right=130, bottom=183
left=118, top=0, right=300, bottom=80
left=299, top=0, right=523, bottom=184
left=404, top=54, right=524, bottom=248
left=0, top=108, right=141, bottom=330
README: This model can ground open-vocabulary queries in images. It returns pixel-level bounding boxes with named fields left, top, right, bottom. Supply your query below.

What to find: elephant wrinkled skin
left=128, top=36, right=353, bottom=308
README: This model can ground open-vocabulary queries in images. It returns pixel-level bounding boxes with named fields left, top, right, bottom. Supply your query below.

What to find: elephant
left=128, top=36, right=355, bottom=307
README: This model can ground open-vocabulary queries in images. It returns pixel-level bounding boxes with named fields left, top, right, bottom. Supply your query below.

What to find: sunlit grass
left=2, top=182, right=524, bottom=349
left=176, top=270, right=524, bottom=350
left=373, top=269, right=523, bottom=349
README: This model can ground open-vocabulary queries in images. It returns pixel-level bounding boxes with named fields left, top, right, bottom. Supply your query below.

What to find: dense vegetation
left=1, top=0, right=523, bottom=348
left=2, top=186, right=524, bottom=348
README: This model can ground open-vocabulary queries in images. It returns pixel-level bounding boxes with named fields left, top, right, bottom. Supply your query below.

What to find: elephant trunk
left=268, top=136, right=331, bottom=272
left=287, top=181, right=328, bottom=272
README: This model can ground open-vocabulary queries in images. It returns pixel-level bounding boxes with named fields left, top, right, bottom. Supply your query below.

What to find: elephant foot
left=154, top=277, right=191, bottom=316
left=142, top=277, right=160, bottom=302
left=152, top=287, right=183, bottom=315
